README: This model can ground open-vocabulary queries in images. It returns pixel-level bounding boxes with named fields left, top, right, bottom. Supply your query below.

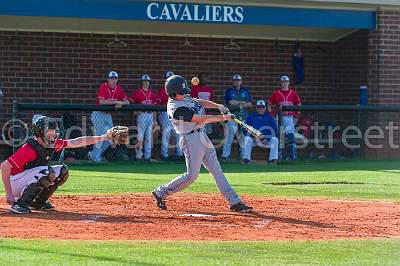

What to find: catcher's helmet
left=165, top=75, right=191, bottom=98
left=31, top=115, right=59, bottom=138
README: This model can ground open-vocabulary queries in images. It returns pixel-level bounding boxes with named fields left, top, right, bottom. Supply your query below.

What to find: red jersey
left=129, top=87, right=157, bottom=105
left=268, top=88, right=301, bottom=116
left=155, top=87, right=169, bottom=105
left=96, top=82, right=128, bottom=105
left=7, top=139, right=68, bottom=176
left=190, top=85, right=214, bottom=101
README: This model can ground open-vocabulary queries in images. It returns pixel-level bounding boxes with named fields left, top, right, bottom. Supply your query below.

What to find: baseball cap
left=280, top=75, right=290, bottom=82
left=141, top=74, right=151, bottom=81
left=108, top=71, right=119, bottom=79
left=232, top=74, right=242, bottom=81
left=256, top=100, right=266, bottom=107
left=165, top=71, right=174, bottom=79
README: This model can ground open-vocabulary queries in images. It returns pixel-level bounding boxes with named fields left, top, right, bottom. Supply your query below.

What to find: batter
left=152, top=75, right=253, bottom=213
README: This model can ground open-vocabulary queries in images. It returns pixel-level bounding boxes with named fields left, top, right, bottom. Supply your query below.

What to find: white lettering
left=193, top=5, right=204, bottom=21
left=223, top=6, right=234, bottom=22
left=181, top=5, right=192, bottom=21
left=147, top=3, right=244, bottom=24
left=160, top=4, right=172, bottom=20
left=212, top=6, right=222, bottom=22
left=146, top=2, right=159, bottom=20
left=235, top=7, right=244, bottom=23
left=170, top=3, right=183, bottom=20
left=205, top=5, right=210, bottom=21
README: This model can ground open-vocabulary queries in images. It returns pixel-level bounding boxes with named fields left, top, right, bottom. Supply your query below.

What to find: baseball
left=191, top=77, right=199, bottom=86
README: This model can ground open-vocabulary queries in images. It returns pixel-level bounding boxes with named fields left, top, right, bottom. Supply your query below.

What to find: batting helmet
left=165, top=75, right=191, bottom=98
left=32, top=116, right=59, bottom=138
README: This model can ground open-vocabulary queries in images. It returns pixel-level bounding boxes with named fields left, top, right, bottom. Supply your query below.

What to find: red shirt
left=129, top=87, right=157, bottom=105
left=7, top=139, right=68, bottom=176
left=268, top=88, right=301, bottom=116
left=96, top=82, right=128, bottom=105
left=155, top=87, right=169, bottom=105
left=190, top=85, right=214, bottom=101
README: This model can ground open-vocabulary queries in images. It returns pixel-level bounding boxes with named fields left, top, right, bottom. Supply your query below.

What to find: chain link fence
left=279, top=105, right=400, bottom=160
left=4, top=102, right=400, bottom=163
left=6, top=102, right=233, bottom=163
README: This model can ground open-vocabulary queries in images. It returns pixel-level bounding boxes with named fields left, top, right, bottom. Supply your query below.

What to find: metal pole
left=278, top=106, right=283, bottom=161
left=12, top=100, right=16, bottom=153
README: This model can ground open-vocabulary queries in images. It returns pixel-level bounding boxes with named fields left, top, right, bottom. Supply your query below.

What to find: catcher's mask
left=31, top=115, right=60, bottom=146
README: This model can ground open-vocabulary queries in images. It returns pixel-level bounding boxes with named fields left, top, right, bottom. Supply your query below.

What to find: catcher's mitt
left=106, top=126, right=129, bottom=145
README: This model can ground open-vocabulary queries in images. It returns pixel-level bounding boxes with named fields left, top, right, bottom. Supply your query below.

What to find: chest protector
left=25, top=138, right=54, bottom=170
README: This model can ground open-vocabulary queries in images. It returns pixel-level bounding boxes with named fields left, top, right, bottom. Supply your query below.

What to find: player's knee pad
left=18, top=168, right=54, bottom=205
left=56, top=164, right=69, bottom=187
left=29, top=185, right=57, bottom=209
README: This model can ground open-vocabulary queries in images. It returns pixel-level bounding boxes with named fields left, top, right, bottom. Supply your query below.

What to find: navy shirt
left=224, top=87, right=252, bottom=119
left=244, top=111, right=278, bottom=139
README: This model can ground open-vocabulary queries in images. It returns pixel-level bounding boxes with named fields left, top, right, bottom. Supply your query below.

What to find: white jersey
left=167, top=96, right=205, bottom=135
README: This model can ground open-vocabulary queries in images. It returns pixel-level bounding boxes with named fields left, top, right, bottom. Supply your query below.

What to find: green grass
left=0, top=239, right=399, bottom=266
left=34, top=159, right=400, bottom=201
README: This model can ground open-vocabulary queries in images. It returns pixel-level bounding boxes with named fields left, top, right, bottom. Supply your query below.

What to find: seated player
left=242, top=100, right=279, bottom=164
left=1, top=115, right=124, bottom=214
left=152, top=75, right=253, bottom=213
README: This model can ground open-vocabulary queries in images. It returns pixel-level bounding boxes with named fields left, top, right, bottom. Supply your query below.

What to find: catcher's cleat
left=230, top=202, right=253, bottom=213
left=31, top=201, right=55, bottom=210
left=10, top=202, right=31, bottom=214
left=152, top=191, right=167, bottom=210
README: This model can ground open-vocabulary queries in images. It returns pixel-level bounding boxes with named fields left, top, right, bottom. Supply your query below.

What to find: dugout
left=0, top=0, right=400, bottom=159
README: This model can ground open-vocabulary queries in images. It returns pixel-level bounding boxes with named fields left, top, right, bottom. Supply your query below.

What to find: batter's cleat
left=152, top=191, right=167, bottom=210
left=10, top=203, right=31, bottom=214
left=31, top=201, right=55, bottom=210
left=230, top=202, right=253, bottom=213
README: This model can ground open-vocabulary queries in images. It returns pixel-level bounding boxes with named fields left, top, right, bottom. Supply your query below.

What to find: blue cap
left=232, top=74, right=242, bottom=81
left=280, top=75, right=290, bottom=81
left=256, top=100, right=266, bottom=107
left=141, top=74, right=151, bottom=81
left=165, top=71, right=174, bottom=79
left=108, top=71, right=119, bottom=78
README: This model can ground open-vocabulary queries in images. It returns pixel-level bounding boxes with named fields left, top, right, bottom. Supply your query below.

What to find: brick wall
left=367, top=10, right=400, bottom=158
left=331, top=30, right=369, bottom=103
left=0, top=30, right=369, bottom=159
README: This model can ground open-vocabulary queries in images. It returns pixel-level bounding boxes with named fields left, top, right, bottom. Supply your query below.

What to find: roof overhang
left=0, top=0, right=378, bottom=42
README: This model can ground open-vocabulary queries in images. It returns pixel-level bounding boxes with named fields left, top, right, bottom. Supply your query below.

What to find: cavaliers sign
left=146, top=2, right=244, bottom=24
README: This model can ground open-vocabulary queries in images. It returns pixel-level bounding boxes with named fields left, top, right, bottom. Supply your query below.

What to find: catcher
left=1, top=115, right=128, bottom=214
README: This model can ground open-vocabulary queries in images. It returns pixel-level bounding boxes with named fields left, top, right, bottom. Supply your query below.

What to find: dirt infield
left=0, top=194, right=399, bottom=241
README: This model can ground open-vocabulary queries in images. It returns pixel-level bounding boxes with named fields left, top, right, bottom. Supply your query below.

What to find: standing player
left=190, top=72, right=214, bottom=101
left=1, top=116, right=127, bottom=214
left=155, top=71, right=183, bottom=161
left=89, top=71, right=129, bottom=163
left=190, top=72, right=214, bottom=134
left=152, top=75, right=253, bottom=213
left=129, top=74, right=158, bottom=161
left=222, top=74, right=252, bottom=161
left=268, top=75, right=301, bottom=161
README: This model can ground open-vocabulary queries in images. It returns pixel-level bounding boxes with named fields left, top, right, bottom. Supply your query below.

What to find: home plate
left=179, top=213, right=213, bottom=217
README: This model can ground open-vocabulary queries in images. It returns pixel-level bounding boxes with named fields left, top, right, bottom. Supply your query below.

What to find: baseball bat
left=233, top=118, right=262, bottom=138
